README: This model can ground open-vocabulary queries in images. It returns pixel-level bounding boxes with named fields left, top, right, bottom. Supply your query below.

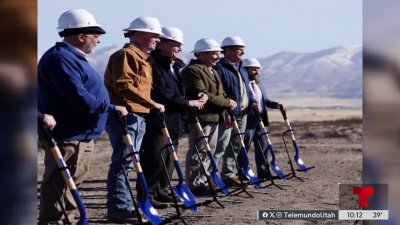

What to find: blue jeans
left=105, top=113, right=146, bottom=214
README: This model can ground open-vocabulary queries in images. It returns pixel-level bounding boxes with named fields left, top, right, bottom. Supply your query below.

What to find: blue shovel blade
left=295, top=155, right=308, bottom=171
left=266, top=145, right=285, bottom=179
left=138, top=199, right=162, bottom=225
left=238, top=146, right=260, bottom=188
left=70, top=189, right=88, bottom=225
left=173, top=184, right=198, bottom=212
left=206, top=151, right=229, bottom=195
left=241, top=167, right=260, bottom=188
left=292, top=140, right=308, bottom=171
left=271, top=161, right=285, bottom=179
left=210, top=171, right=229, bottom=195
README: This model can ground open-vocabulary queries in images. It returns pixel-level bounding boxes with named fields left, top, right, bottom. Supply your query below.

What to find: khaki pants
left=38, top=139, right=94, bottom=225
left=185, top=122, right=219, bottom=190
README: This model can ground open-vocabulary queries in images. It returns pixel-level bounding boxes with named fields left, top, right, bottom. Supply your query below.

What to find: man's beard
left=252, top=74, right=261, bottom=84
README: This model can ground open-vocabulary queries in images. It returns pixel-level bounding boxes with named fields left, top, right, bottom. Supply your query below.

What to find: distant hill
left=258, top=46, right=362, bottom=99
left=88, top=45, right=362, bottom=99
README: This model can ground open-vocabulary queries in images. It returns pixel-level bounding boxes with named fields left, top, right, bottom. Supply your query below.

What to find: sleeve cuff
left=108, top=104, right=116, bottom=112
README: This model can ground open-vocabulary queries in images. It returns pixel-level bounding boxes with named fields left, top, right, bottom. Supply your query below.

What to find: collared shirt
left=229, top=61, right=240, bottom=72
left=207, top=67, right=214, bottom=74
left=62, top=41, right=87, bottom=58
left=250, top=80, right=263, bottom=113
left=226, top=60, right=248, bottom=110
left=228, top=60, right=248, bottom=111
left=170, top=60, right=177, bottom=79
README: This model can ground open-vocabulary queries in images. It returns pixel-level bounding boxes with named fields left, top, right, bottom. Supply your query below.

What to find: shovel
left=116, top=115, right=162, bottom=225
left=255, top=114, right=286, bottom=179
left=279, top=107, right=308, bottom=171
left=228, top=111, right=260, bottom=188
left=248, top=84, right=285, bottom=179
left=191, top=111, right=229, bottom=195
left=158, top=113, right=198, bottom=212
left=39, top=125, right=89, bottom=225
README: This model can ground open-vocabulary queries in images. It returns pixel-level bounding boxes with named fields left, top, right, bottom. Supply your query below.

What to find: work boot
left=107, top=208, right=148, bottom=224
left=223, top=176, right=242, bottom=187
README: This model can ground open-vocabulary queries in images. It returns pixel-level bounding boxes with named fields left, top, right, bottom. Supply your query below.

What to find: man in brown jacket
left=103, top=16, right=165, bottom=223
left=182, top=38, right=236, bottom=195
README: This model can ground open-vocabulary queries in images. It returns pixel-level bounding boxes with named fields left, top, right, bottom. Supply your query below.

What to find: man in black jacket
left=140, top=27, right=207, bottom=205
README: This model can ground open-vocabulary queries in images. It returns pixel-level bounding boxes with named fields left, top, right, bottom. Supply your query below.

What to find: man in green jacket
left=182, top=38, right=237, bottom=195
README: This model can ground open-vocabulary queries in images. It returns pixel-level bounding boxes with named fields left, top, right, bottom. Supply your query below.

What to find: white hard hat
left=192, top=38, right=222, bottom=53
left=57, top=9, right=105, bottom=36
left=123, top=16, right=162, bottom=35
left=58, top=9, right=102, bottom=29
left=221, top=36, right=245, bottom=47
left=242, top=58, right=261, bottom=68
left=160, top=27, right=184, bottom=44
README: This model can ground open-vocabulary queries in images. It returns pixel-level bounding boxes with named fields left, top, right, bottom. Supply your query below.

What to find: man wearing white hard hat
left=241, top=57, right=286, bottom=179
left=182, top=38, right=236, bottom=195
left=103, top=16, right=165, bottom=223
left=214, top=36, right=256, bottom=186
left=139, top=27, right=208, bottom=205
left=38, top=9, right=128, bottom=224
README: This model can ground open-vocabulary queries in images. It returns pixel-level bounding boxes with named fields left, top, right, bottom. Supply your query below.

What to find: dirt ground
left=38, top=109, right=362, bottom=225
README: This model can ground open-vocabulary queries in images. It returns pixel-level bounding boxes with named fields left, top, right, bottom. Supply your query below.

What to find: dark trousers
left=242, top=127, right=270, bottom=178
left=139, top=128, right=180, bottom=199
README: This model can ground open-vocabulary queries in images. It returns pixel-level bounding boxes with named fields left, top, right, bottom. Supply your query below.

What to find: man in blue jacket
left=38, top=9, right=127, bottom=225
left=214, top=36, right=255, bottom=185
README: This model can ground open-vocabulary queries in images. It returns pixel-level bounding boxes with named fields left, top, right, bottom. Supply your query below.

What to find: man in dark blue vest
left=241, top=57, right=285, bottom=178
left=214, top=36, right=255, bottom=186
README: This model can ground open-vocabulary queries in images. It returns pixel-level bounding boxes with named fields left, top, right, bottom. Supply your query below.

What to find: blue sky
left=38, top=0, right=361, bottom=58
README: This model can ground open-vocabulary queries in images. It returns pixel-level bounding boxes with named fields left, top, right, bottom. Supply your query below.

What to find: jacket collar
left=56, top=42, right=87, bottom=60
left=124, top=43, right=151, bottom=62
left=220, top=57, right=242, bottom=71
left=189, top=59, right=218, bottom=83
left=151, top=49, right=185, bottom=69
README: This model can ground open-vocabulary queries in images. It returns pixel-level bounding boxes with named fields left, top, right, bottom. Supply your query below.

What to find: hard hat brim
left=59, top=26, right=106, bottom=37
left=191, top=48, right=222, bottom=53
left=159, top=35, right=183, bottom=43
left=221, top=44, right=245, bottom=48
left=122, top=28, right=162, bottom=35
left=160, top=36, right=183, bottom=44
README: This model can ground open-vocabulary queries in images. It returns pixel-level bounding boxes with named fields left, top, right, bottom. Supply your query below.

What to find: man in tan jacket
left=103, top=16, right=165, bottom=223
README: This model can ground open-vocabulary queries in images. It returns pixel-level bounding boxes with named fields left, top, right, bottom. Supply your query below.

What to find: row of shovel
left=39, top=107, right=313, bottom=225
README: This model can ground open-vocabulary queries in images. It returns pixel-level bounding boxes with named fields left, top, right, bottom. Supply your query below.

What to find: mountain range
left=88, top=45, right=362, bottom=99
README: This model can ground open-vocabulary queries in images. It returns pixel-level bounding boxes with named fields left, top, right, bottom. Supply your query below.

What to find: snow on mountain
left=259, top=46, right=362, bottom=99
left=88, top=45, right=362, bottom=99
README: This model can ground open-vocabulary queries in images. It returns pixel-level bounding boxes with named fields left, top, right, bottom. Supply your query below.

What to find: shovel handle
left=115, top=113, right=129, bottom=135
left=189, top=107, right=200, bottom=123
left=38, top=125, right=88, bottom=224
left=279, top=106, right=287, bottom=120
left=252, top=109, right=266, bottom=129
left=39, top=124, right=57, bottom=147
